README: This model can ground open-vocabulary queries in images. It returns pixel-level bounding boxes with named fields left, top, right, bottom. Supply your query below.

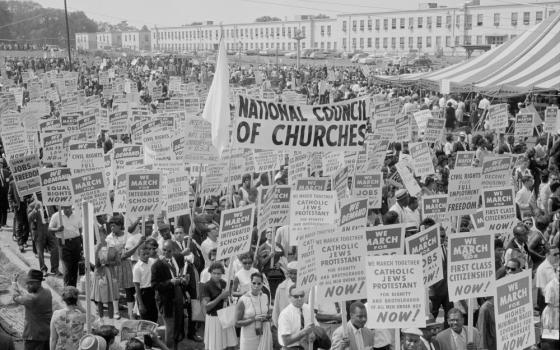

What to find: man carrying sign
left=330, top=301, right=375, bottom=350
left=434, top=308, right=483, bottom=350
left=48, top=205, right=82, bottom=287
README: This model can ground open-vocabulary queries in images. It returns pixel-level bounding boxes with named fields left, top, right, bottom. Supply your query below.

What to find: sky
left=32, top=0, right=535, bottom=27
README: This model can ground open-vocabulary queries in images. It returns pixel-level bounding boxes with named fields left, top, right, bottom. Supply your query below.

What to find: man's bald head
left=162, top=240, right=175, bottom=259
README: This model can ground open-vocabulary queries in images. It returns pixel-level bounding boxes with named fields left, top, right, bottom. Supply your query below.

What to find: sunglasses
left=291, top=294, right=305, bottom=299
left=252, top=282, right=262, bottom=285
left=505, top=266, right=518, bottom=271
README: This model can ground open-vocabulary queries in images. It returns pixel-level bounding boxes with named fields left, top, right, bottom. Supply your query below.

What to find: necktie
left=167, top=258, right=177, bottom=277
left=355, top=327, right=365, bottom=350
left=299, top=308, right=305, bottom=330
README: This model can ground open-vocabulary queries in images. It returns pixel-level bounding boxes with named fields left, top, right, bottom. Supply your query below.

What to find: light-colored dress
left=91, top=245, right=119, bottom=302
left=239, top=292, right=272, bottom=350
left=51, top=307, right=86, bottom=350
left=235, top=268, right=259, bottom=295
left=542, top=277, right=559, bottom=330
left=106, top=233, right=134, bottom=289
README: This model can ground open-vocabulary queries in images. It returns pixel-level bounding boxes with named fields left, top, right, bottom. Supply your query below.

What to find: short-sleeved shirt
left=133, top=258, right=155, bottom=289
left=51, top=308, right=86, bottom=350
left=201, top=279, right=227, bottom=316
left=15, top=287, right=52, bottom=341
left=48, top=211, right=82, bottom=240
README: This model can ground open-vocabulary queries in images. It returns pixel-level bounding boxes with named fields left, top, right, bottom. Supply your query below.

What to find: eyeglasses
left=505, top=266, right=518, bottom=271
left=291, top=294, right=305, bottom=299
left=252, top=282, right=262, bottom=285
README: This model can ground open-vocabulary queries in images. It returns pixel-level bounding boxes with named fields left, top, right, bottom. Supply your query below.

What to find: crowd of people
left=0, top=48, right=559, bottom=350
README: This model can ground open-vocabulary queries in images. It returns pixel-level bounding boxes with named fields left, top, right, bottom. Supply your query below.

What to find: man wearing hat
left=272, top=260, right=298, bottom=327
left=453, top=132, right=470, bottom=153
left=12, top=269, right=53, bottom=350
left=78, top=334, right=106, bottom=350
left=401, top=328, right=423, bottom=350
left=419, top=316, right=442, bottom=350
left=390, top=189, right=412, bottom=224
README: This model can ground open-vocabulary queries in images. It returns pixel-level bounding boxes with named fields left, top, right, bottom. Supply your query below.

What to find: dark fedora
left=26, top=269, right=45, bottom=282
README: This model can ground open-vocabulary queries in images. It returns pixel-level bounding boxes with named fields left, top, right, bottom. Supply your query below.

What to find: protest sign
left=422, top=195, right=448, bottom=224
left=413, top=110, right=432, bottom=135
left=295, top=178, right=330, bottom=191
left=364, top=139, right=390, bottom=171
left=288, top=151, right=309, bottom=185
left=494, top=270, right=535, bottom=350
left=487, top=104, right=509, bottom=130
left=113, top=145, right=143, bottom=171
left=0, top=128, right=29, bottom=159
left=289, top=190, right=337, bottom=244
left=514, top=113, right=534, bottom=138
left=296, top=226, right=326, bottom=294
left=216, top=205, right=255, bottom=260
left=9, top=154, right=41, bottom=198
left=366, top=255, right=426, bottom=329
left=126, top=171, right=162, bottom=216
left=41, top=130, right=65, bottom=165
left=78, top=111, right=98, bottom=141
left=332, top=166, right=349, bottom=203
left=113, top=173, right=127, bottom=213
left=234, top=95, right=369, bottom=151
left=395, top=115, right=410, bottom=142
left=166, top=172, right=191, bottom=218
left=471, top=209, right=485, bottom=231
left=343, top=151, right=358, bottom=175
left=373, top=115, right=396, bottom=140
left=253, top=150, right=281, bottom=173
left=68, top=142, right=105, bottom=175
left=395, top=162, right=421, bottom=197
left=446, top=167, right=482, bottom=216
left=316, top=199, right=367, bottom=302
left=39, top=167, right=72, bottom=206
left=266, top=185, right=291, bottom=228
left=184, top=116, right=219, bottom=163
left=481, top=156, right=512, bottom=188
left=143, top=130, right=173, bottom=165
left=544, top=106, right=558, bottom=133
left=352, top=171, right=382, bottom=209
left=60, top=114, right=79, bottom=133
left=405, top=226, right=443, bottom=287
left=366, top=223, right=405, bottom=256
left=109, top=111, right=129, bottom=136
left=423, top=118, right=445, bottom=144
left=70, top=171, right=112, bottom=216
left=447, top=231, right=495, bottom=301
left=409, top=142, right=435, bottom=178
left=454, top=151, right=476, bottom=168
left=482, top=187, right=516, bottom=238
left=321, top=151, right=345, bottom=177
left=201, top=162, right=227, bottom=196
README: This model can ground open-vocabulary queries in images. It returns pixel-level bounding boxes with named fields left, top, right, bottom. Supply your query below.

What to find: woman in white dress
left=232, top=253, right=259, bottom=298
left=235, top=272, right=272, bottom=350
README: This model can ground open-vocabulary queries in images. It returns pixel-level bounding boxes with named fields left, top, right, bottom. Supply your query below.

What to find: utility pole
left=293, top=29, right=305, bottom=70
left=64, top=0, right=72, bottom=70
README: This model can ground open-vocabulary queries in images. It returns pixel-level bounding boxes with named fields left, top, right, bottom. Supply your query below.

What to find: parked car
left=351, top=52, right=369, bottom=62
left=409, top=57, right=432, bottom=67
left=245, top=49, right=259, bottom=55
left=358, top=55, right=378, bottom=65
left=285, top=51, right=298, bottom=58
left=309, top=51, right=327, bottom=59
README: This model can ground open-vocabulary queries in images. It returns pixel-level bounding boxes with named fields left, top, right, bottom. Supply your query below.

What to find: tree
left=141, top=25, right=149, bottom=32
left=255, top=16, right=281, bottom=22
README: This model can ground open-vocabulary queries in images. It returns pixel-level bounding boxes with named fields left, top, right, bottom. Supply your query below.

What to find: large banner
left=482, top=187, right=517, bottom=238
left=316, top=199, right=367, bottom=302
left=366, top=255, right=426, bottom=329
left=366, top=223, right=406, bottom=255
left=447, top=231, right=495, bottom=301
left=352, top=171, right=383, bottom=209
left=234, top=95, right=369, bottom=151
left=405, top=226, right=443, bottom=287
left=39, top=167, right=72, bottom=206
left=447, top=167, right=482, bottom=216
left=126, top=171, right=162, bottom=216
left=494, top=270, right=535, bottom=350
left=289, top=190, right=337, bottom=244
left=216, top=205, right=255, bottom=260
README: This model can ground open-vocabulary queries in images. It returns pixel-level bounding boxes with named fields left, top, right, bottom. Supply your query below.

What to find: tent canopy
left=375, top=12, right=560, bottom=96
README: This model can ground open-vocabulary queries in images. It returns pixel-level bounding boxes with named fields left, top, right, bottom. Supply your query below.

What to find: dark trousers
left=14, top=204, right=29, bottom=246
left=24, top=340, right=49, bottom=350
left=185, top=299, right=196, bottom=337
left=140, top=287, right=159, bottom=323
left=59, top=236, right=82, bottom=287
left=430, top=293, right=453, bottom=327
left=35, top=230, right=59, bottom=272
left=0, top=208, right=7, bottom=226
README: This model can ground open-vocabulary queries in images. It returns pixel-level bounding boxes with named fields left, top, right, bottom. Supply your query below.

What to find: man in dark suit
left=452, top=132, right=470, bottom=153
left=435, top=308, right=483, bottom=350
left=420, top=316, right=442, bottom=350
left=151, top=240, right=187, bottom=350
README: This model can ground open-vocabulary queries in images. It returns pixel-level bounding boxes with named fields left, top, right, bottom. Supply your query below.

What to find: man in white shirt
left=200, top=223, right=219, bottom=265
left=48, top=205, right=82, bottom=287
left=133, top=244, right=158, bottom=322
left=277, top=285, right=316, bottom=349
left=273, top=261, right=298, bottom=327
left=535, top=246, right=559, bottom=312
left=389, top=189, right=410, bottom=224
left=515, top=175, right=535, bottom=218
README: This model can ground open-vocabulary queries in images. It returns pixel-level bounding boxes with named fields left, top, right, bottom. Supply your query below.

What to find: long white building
left=76, top=1, right=560, bottom=56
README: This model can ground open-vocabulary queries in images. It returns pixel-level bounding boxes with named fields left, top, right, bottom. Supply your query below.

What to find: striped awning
left=385, top=12, right=560, bottom=95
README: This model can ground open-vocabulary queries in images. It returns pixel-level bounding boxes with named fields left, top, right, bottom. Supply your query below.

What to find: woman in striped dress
left=106, top=215, right=145, bottom=319
left=91, top=224, right=120, bottom=319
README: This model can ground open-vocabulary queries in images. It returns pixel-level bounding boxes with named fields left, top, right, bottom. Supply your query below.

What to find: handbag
left=190, top=299, right=205, bottom=322
left=217, top=298, right=237, bottom=328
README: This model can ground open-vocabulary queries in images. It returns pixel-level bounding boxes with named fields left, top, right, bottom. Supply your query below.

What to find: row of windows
left=341, top=10, right=548, bottom=31
left=154, top=25, right=308, bottom=42
left=156, top=41, right=309, bottom=51
left=340, top=34, right=509, bottom=50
